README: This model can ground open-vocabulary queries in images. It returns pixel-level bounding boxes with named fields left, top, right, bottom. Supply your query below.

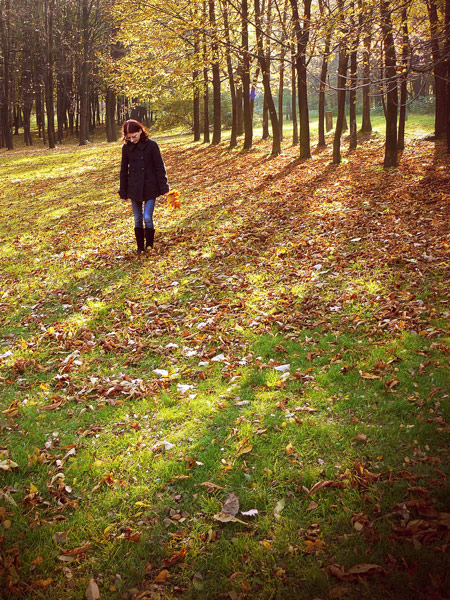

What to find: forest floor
left=0, top=125, right=449, bottom=600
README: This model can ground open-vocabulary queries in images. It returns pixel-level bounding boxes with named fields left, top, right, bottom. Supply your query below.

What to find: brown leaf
left=85, top=578, right=100, bottom=600
left=222, top=492, right=239, bottom=516
left=200, top=481, right=225, bottom=492
left=163, top=547, right=187, bottom=567
left=213, top=512, right=248, bottom=525
left=347, top=563, right=383, bottom=575
left=306, top=480, right=345, bottom=496
left=34, top=578, right=53, bottom=588
left=61, top=542, right=91, bottom=556
left=329, top=585, right=350, bottom=599
left=154, top=569, right=171, bottom=582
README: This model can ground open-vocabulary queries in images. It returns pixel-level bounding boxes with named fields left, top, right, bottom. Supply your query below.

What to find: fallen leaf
left=274, top=498, right=286, bottom=519
left=0, top=459, right=19, bottom=471
left=222, top=492, right=239, bottom=516
left=85, top=578, right=100, bottom=600
left=306, top=480, right=346, bottom=496
left=347, top=563, right=383, bottom=575
left=154, top=569, right=170, bottom=582
left=241, top=508, right=258, bottom=517
left=213, top=512, right=248, bottom=525
left=200, top=481, right=225, bottom=491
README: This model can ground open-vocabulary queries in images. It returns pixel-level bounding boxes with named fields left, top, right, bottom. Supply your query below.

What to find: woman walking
left=119, top=119, right=169, bottom=253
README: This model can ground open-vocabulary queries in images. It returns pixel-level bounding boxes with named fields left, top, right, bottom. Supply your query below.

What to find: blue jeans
left=131, top=199, right=155, bottom=228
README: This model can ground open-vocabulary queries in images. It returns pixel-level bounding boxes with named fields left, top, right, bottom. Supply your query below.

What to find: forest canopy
left=1, top=0, right=449, bottom=166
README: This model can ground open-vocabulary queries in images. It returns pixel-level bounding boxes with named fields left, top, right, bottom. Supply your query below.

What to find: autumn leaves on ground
left=0, top=128, right=449, bottom=600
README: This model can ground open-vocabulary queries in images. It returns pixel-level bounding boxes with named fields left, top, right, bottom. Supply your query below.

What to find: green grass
left=0, top=115, right=449, bottom=599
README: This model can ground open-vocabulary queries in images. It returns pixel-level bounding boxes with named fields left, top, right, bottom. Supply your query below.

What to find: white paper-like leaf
left=241, top=508, right=258, bottom=517
left=177, top=384, right=194, bottom=394
left=153, top=369, right=169, bottom=377
left=211, top=353, right=226, bottom=362
left=274, top=364, right=290, bottom=373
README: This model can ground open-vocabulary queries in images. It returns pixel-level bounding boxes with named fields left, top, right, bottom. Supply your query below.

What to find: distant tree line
left=1, top=0, right=449, bottom=167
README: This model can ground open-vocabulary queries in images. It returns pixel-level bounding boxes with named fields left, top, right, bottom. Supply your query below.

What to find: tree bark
left=44, top=0, right=56, bottom=148
left=221, top=0, right=237, bottom=147
left=79, top=0, right=90, bottom=144
left=242, top=0, right=253, bottom=149
left=262, top=0, right=272, bottom=140
left=398, top=5, right=409, bottom=151
left=381, top=0, right=398, bottom=168
left=360, top=5, right=372, bottom=133
left=255, top=0, right=281, bottom=154
left=427, top=0, right=447, bottom=138
left=236, top=78, right=244, bottom=136
left=202, top=1, right=210, bottom=143
left=0, top=0, right=13, bottom=149
left=278, top=0, right=288, bottom=141
left=333, top=0, right=348, bottom=165
left=349, top=7, right=358, bottom=151
left=106, top=88, right=117, bottom=142
left=209, top=0, right=221, bottom=144
left=318, top=37, right=330, bottom=147
left=290, top=0, right=312, bottom=159
left=445, top=0, right=450, bottom=151
left=291, top=43, right=298, bottom=145
left=193, top=27, right=201, bottom=142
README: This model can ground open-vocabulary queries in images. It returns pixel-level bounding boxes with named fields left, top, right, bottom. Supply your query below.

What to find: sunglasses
left=125, top=132, right=141, bottom=141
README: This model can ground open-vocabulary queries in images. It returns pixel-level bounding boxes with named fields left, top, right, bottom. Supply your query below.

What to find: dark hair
left=122, top=119, right=149, bottom=143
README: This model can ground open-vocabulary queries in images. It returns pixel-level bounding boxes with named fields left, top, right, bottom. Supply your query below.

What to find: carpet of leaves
left=0, top=133, right=449, bottom=600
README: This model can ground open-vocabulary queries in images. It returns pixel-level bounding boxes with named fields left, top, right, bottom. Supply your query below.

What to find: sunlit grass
left=0, top=119, right=448, bottom=600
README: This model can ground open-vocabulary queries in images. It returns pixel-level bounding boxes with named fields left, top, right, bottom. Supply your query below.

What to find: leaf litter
left=0, top=135, right=449, bottom=599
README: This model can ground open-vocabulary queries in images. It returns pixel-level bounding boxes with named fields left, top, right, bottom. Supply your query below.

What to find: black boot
left=134, top=227, right=145, bottom=253
left=145, top=227, right=155, bottom=250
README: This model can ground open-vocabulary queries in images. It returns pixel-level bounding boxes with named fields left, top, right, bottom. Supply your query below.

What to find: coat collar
left=129, top=139, right=147, bottom=151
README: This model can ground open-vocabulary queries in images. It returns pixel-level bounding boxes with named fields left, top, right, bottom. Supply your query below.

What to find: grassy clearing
left=0, top=117, right=449, bottom=600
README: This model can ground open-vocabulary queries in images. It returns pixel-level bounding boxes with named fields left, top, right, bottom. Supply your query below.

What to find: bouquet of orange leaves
left=167, top=189, right=180, bottom=209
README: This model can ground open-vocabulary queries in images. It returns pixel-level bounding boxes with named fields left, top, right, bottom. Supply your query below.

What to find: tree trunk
left=209, top=0, right=221, bottom=144
left=0, top=0, right=13, bottom=149
left=290, top=0, right=312, bottom=159
left=193, top=28, right=201, bottom=141
left=398, top=5, right=409, bottom=151
left=255, top=0, right=281, bottom=154
left=360, top=6, right=372, bottom=133
left=236, top=79, right=244, bottom=136
left=44, top=0, right=56, bottom=148
left=318, top=36, right=330, bottom=147
left=221, top=0, right=237, bottom=147
left=242, top=0, right=252, bottom=149
left=202, top=23, right=210, bottom=144
left=79, top=0, right=90, bottom=145
left=202, top=1, right=210, bottom=143
left=349, top=34, right=358, bottom=148
left=291, top=43, right=298, bottom=145
left=381, top=0, right=398, bottom=168
left=333, top=1, right=348, bottom=165
left=278, top=0, right=288, bottom=141
left=446, top=0, right=450, bottom=152
left=106, top=88, right=117, bottom=142
left=427, top=0, right=447, bottom=138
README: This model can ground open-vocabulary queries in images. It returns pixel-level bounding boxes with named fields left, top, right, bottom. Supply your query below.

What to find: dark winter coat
left=119, top=138, right=169, bottom=202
